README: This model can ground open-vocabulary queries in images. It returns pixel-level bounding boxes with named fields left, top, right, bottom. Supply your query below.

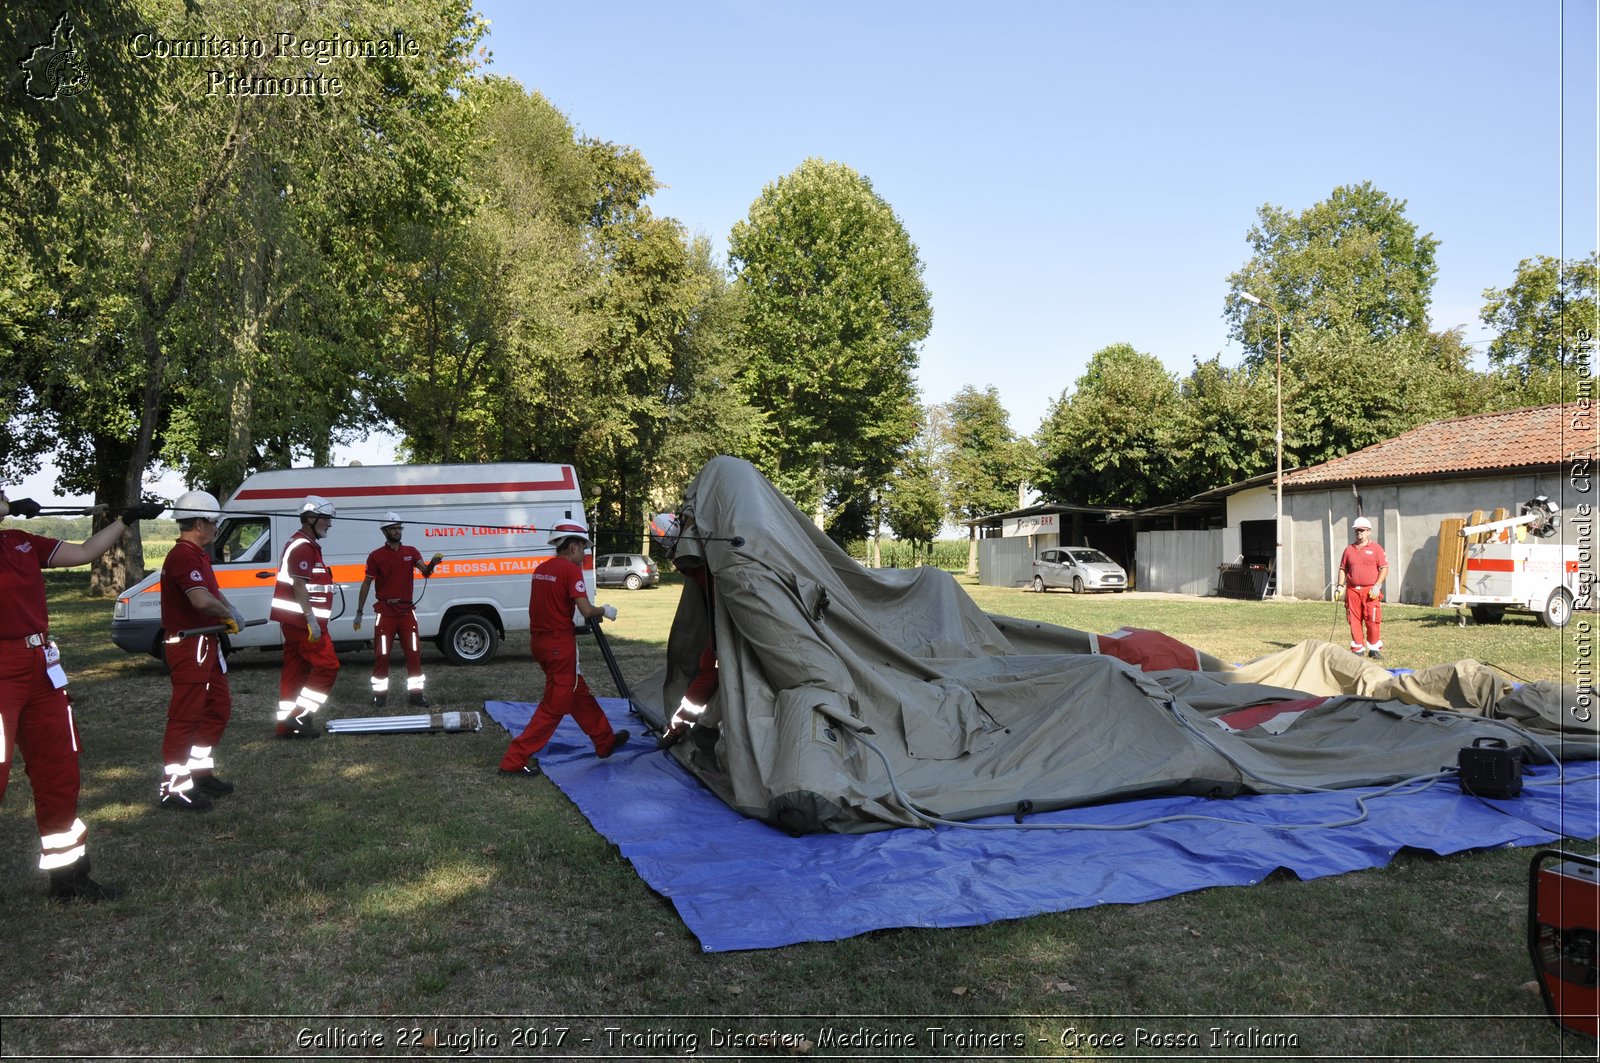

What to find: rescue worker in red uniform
left=354, top=512, right=442, bottom=708
left=650, top=513, right=720, bottom=749
left=1, top=487, right=160, bottom=901
left=1337, top=516, right=1389, bottom=660
left=498, top=521, right=630, bottom=778
left=158, top=490, right=243, bottom=811
left=272, top=496, right=339, bottom=738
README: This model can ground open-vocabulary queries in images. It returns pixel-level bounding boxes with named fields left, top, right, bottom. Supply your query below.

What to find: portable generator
left=1528, top=849, right=1600, bottom=1037
left=1458, top=737, right=1524, bottom=799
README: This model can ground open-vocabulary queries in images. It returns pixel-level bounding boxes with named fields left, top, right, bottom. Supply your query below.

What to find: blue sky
left=16, top=1, right=1597, bottom=503
left=474, top=0, right=1596, bottom=435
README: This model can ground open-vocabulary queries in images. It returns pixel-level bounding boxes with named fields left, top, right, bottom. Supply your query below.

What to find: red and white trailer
left=1445, top=498, right=1580, bottom=628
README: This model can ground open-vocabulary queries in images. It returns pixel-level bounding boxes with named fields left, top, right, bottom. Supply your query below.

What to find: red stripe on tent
left=1466, top=558, right=1516, bottom=572
left=234, top=471, right=576, bottom=501
left=1215, top=697, right=1328, bottom=733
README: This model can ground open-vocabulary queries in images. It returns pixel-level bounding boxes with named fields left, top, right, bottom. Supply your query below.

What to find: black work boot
left=160, top=788, right=214, bottom=812
left=48, top=857, right=125, bottom=904
left=372, top=693, right=387, bottom=708
left=408, top=692, right=430, bottom=708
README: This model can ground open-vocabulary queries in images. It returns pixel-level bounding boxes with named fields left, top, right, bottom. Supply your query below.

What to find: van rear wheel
left=439, top=613, right=500, bottom=665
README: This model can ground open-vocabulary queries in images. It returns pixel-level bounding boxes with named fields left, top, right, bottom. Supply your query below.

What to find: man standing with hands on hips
left=158, top=490, right=244, bottom=811
left=1336, top=516, right=1389, bottom=660
left=354, top=512, right=443, bottom=708
left=272, top=496, right=339, bottom=738
left=498, top=521, right=629, bottom=778
left=0, top=486, right=161, bottom=901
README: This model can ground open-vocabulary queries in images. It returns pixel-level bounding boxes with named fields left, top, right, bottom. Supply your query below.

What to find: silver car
left=1032, top=547, right=1127, bottom=593
left=594, top=553, right=660, bottom=590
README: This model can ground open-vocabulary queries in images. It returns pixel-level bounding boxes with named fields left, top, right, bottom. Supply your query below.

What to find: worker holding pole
left=497, top=521, right=629, bottom=778
left=158, top=491, right=244, bottom=811
left=1336, top=516, right=1389, bottom=660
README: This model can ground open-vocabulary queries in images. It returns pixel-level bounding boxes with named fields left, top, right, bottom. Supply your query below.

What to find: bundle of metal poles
left=325, top=712, right=483, bottom=735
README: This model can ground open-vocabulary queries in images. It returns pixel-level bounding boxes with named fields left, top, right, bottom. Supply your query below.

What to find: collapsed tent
left=637, top=457, right=1598, bottom=835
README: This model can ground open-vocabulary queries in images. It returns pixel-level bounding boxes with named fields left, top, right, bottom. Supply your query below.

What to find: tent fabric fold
left=638, top=457, right=1593, bottom=835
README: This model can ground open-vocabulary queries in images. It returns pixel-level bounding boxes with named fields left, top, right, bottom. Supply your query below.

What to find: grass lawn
left=1, top=568, right=1594, bottom=1059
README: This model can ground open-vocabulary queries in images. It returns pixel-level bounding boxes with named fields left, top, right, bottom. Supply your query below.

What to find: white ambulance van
left=111, top=462, right=590, bottom=664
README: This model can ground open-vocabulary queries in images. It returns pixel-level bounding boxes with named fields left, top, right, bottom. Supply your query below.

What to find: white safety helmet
left=172, top=490, right=223, bottom=522
left=650, top=512, right=682, bottom=552
left=546, top=520, right=591, bottom=548
left=300, top=495, right=336, bottom=519
left=1352, top=516, right=1372, bottom=531
left=380, top=511, right=404, bottom=529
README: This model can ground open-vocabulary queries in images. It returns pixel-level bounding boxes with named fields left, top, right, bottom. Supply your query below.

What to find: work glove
left=601, top=604, right=618, bottom=621
left=1369, top=588, right=1381, bottom=601
left=430, top=552, right=443, bottom=566
left=120, top=502, right=166, bottom=522
left=228, top=604, right=245, bottom=629
left=306, top=624, right=321, bottom=643
left=221, top=617, right=241, bottom=635
left=6, top=497, right=42, bottom=518
left=352, top=610, right=363, bottom=632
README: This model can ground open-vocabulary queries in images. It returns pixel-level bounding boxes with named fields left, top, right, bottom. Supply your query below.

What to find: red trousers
left=500, top=640, right=620, bottom=770
left=371, top=609, right=423, bottom=693
left=163, top=634, right=231, bottom=773
left=278, top=623, right=339, bottom=724
left=1344, top=586, right=1383, bottom=650
left=0, top=643, right=85, bottom=868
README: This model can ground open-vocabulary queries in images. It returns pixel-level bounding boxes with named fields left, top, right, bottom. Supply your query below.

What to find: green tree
left=942, top=386, right=1029, bottom=522
left=1480, top=253, right=1599, bottom=400
left=1172, top=356, right=1277, bottom=491
left=883, top=406, right=948, bottom=567
left=1035, top=344, right=1186, bottom=507
left=9, top=0, right=485, bottom=591
left=728, top=158, right=932, bottom=529
left=1225, top=182, right=1440, bottom=363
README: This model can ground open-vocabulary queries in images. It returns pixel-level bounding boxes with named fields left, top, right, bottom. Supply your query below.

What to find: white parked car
left=1032, top=547, right=1128, bottom=593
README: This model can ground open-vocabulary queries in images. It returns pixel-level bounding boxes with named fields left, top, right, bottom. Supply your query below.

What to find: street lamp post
left=1240, top=292, right=1284, bottom=599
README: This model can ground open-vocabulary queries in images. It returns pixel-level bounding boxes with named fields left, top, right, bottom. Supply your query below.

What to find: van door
left=211, top=515, right=281, bottom=648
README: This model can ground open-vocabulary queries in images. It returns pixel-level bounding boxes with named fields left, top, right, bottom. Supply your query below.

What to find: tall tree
left=10, top=0, right=485, bottom=591
left=1224, top=182, right=1440, bottom=363
left=1035, top=344, right=1185, bottom=508
left=728, top=158, right=931, bottom=530
left=884, top=406, right=948, bottom=567
left=1481, top=253, right=1599, bottom=401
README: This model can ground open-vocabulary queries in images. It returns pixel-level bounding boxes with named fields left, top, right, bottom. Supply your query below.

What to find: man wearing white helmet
left=1336, top=515, right=1389, bottom=660
left=354, top=513, right=443, bottom=708
left=270, top=496, right=339, bottom=737
left=498, top=521, right=629, bottom=777
left=158, top=490, right=244, bottom=811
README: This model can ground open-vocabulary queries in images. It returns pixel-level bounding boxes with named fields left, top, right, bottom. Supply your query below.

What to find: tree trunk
left=967, top=526, right=978, bottom=577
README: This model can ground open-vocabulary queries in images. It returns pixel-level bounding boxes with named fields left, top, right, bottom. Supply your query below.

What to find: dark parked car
left=1032, top=547, right=1127, bottom=593
left=594, top=553, right=659, bottom=590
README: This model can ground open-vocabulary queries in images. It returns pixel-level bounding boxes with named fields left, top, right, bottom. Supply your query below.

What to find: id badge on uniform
left=44, top=640, right=69, bottom=690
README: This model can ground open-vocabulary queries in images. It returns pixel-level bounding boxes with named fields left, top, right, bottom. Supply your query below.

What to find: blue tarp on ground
left=485, top=698, right=1600, bottom=953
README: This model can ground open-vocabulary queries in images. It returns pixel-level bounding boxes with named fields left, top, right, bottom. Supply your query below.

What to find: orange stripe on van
left=133, top=555, right=571, bottom=594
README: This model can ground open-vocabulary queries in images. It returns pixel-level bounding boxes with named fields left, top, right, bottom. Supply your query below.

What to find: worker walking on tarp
left=651, top=512, right=719, bottom=749
left=272, top=496, right=339, bottom=738
left=0, top=486, right=160, bottom=902
left=354, top=512, right=442, bottom=708
left=498, top=521, right=629, bottom=778
left=1336, top=516, right=1389, bottom=660
left=158, top=491, right=244, bottom=811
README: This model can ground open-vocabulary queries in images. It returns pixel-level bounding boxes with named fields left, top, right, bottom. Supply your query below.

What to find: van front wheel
left=439, top=613, right=500, bottom=665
